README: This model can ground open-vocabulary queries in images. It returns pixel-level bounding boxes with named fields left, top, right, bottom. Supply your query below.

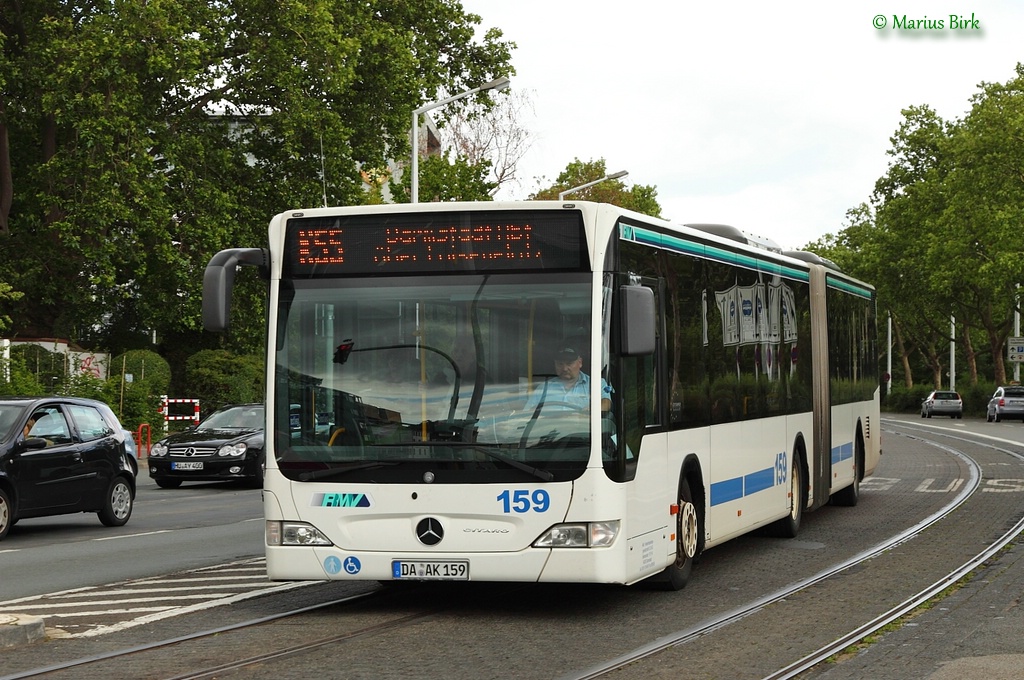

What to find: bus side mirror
left=620, top=285, right=655, bottom=356
left=202, top=248, right=269, bottom=332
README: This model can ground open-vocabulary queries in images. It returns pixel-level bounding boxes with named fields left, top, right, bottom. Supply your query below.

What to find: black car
left=0, top=396, right=136, bottom=541
left=148, top=404, right=265, bottom=488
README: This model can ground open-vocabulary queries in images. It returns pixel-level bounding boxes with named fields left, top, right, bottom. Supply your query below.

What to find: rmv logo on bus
left=312, top=493, right=372, bottom=508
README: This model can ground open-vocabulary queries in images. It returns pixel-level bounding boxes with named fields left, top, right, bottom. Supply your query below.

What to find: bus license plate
left=172, top=461, right=204, bottom=470
left=392, top=560, right=469, bottom=580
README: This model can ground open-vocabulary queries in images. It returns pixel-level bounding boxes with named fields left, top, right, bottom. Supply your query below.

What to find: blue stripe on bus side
left=831, top=442, right=853, bottom=464
left=709, top=466, right=777, bottom=506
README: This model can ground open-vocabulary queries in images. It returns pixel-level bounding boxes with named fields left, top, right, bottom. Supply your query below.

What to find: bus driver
left=524, top=346, right=612, bottom=414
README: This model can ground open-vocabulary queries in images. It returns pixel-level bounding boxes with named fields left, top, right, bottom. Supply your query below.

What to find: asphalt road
left=0, top=473, right=264, bottom=601
left=4, top=414, right=1024, bottom=680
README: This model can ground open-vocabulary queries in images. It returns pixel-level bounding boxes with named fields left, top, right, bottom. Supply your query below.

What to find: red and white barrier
left=160, top=395, right=200, bottom=432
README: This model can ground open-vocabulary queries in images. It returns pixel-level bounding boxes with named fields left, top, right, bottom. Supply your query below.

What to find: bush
left=883, top=384, right=933, bottom=413
left=885, top=380, right=997, bottom=418
left=0, top=354, right=47, bottom=395
left=184, top=349, right=264, bottom=417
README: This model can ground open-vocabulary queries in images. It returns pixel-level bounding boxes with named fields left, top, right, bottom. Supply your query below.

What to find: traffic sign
left=1008, top=337, right=1024, bottom=362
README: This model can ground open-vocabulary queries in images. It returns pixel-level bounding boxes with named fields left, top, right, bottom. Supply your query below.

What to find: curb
left=0, top=613, right=46, bottom=648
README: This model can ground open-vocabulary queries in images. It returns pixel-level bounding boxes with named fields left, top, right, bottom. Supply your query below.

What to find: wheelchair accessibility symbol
left=324, top=555, right=361, bottom=575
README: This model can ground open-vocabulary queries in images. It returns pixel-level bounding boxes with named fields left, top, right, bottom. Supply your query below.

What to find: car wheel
left=995, top=412, right=1003, bottom=423
left=98, top=477, right=133, bottom=527
left=0, top=487, right=12, bottom=541
left=155, top=478, right=183, bottom=489
left=987, top=411, right=994, bottom=422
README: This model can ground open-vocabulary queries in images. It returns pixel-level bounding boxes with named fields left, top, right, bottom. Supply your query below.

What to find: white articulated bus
left=203, top=201, right=880, bottom=589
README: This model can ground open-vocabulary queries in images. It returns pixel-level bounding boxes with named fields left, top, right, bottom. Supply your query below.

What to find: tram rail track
left=3, top=419, right=1022, bottom=680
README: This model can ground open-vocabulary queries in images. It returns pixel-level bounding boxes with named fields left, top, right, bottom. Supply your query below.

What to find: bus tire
left=652, top=477, right=700, bottom=591
left=767, top=452, right=804, bottom=538
left=831, top=432, right=863, bottom=507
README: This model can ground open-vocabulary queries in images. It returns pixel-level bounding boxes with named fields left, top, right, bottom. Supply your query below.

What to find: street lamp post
left=558, top=170, right=629, bottom=200
left=410, top=76, right=511, bottom=203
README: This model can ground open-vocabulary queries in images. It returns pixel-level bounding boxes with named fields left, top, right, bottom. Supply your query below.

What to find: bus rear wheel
left=831, top=434, right=863, bottom=507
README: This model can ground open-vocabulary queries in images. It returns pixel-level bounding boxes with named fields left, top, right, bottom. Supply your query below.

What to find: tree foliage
left=389, top=150, right=497, bottom=202
left=531, top=158, right=662, bottom=218
left=184, top=349, right=264, bottom=416
left=0, top=0, right=514, bottom=361
left=807, top=63, right=1024, bottom=391
left=438, top=89, right=534, bottom=195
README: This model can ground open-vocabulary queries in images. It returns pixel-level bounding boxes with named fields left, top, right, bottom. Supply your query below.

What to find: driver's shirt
left=524, top=372, right=611, bottom=412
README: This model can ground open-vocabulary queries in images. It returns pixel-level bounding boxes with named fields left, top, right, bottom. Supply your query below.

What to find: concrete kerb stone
left=0, top=613, right=46, bottom=648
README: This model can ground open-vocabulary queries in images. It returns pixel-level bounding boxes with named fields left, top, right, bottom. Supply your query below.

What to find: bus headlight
left=266, top=521, right=333, bottom=546
left=533, top=521, right=619, bottom=548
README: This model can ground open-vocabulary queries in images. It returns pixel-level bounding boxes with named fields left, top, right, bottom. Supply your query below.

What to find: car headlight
left=218, top=441, right=248, bottom=457
left=150, top=442, right=168, bottom=457
left=266, top=521, right=333, bottom=546
left=533, top=521, right=619, bottom=548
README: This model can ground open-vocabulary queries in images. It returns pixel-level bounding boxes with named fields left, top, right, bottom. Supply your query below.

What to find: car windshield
left=197, top=406, right=264, bottom=431
left=0, top=404, right=28, bottom=442
left=934, top=392, right=959, bottom=399
left=1003, top=387, right=1024, bottom=397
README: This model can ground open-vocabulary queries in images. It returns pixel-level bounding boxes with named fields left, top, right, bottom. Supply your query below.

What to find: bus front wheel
left=654, top=478, right=699, bottom=591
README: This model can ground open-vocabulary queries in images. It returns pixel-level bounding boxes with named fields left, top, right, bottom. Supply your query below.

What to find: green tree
left=106, top=349, right=171, bottom=429
left=530, top=158, right=662, bottom=218
left=389, top=150, right=496, bottom=202
left=811, top=64, right=1024, bottom=391
left=0, top=1, right=514, bottom=358
left=935, top=64, right=1024, bottom=385
left=184, top=349, right=264, bottom=416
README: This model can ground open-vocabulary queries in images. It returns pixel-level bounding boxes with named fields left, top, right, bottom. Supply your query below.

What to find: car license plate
left=391, top=560, right=469, bottom=580
left=171, top=461, right=204, bottom=470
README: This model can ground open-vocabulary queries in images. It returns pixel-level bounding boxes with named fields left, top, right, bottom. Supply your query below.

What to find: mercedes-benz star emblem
left=416, top=518, right=444, bottom=546
left=184, top=447, right=197, bottom=457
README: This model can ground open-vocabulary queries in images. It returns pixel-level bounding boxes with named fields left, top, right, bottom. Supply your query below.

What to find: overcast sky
left=459, top=1, right=1024, bottom=251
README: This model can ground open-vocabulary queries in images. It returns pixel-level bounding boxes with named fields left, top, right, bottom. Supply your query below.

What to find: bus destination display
left=284, top=211, right=586, bottom=276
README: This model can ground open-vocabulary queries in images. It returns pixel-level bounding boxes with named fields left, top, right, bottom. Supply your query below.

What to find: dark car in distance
left=920, top=390, right=963, bottom=419
left=986, top=386, right=1024, bottom=422
left=148, top=404, right=265, bottom=488
left=0, top=396, right=136, bottom=541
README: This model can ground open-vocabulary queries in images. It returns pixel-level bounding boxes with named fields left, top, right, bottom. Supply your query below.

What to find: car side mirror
left=19, top=437, right=48, bottom=451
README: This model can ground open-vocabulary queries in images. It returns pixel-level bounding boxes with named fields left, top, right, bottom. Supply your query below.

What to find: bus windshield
left=274, top=272, right=600, bottom=483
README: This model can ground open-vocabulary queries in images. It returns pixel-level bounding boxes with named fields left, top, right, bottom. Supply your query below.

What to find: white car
left=987, top=386, right=1024, bottom=422
left=921, top=390, right=962, bottom=419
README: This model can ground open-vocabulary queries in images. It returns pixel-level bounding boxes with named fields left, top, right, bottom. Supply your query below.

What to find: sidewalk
left=808, top=536, right=1024, bottom=679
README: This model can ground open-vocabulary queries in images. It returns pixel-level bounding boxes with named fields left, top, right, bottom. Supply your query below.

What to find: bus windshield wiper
left=296, top=461, right=398, bottom=482
left=452, top=443, right=554, bottom=482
